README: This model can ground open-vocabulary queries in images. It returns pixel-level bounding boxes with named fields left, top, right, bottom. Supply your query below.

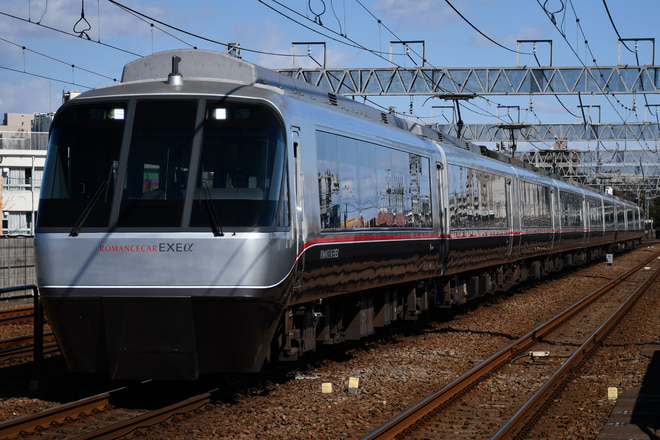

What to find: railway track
left=0, top=333, right=58, bottom=362
left=0, top=382, right=216, bottom=439
left=362, top=250, right=660, bottom=439
left=0, top=306, right=34, bottom=322
left=0, top=301, right=56, bottom=363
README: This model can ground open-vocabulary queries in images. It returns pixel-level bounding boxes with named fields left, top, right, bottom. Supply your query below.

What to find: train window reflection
left=38, top=102, right=127, bottom=228
left=559, top=191, right=583, bottom=228
left=521, top=181, right=551, bottom=228
left=604, top=203, right=615, bottom=228
left=117, top=100, right=196, bottom=228
left=317, top=131, right=432, bottom=230
left=448, top=165, right=508, bottom=230
left=190, top=101, right=288, bottom=228
left=588, top=198, right=603, bottom=229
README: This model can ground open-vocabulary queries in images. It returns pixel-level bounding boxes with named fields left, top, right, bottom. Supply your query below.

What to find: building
left=0, top=113, right=51, bottom=235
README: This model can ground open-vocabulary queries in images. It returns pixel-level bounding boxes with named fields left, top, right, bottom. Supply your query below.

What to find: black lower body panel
left=41, top=290, right=283, bottom=380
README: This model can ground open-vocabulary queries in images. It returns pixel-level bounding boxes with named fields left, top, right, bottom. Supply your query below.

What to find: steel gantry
left=514, top=148, right=660, bottom=198
left=277, top=65, right=660, bottom=96
left=277, top=64, right=660, bottom=203
left=432, top=122, right=660, bottom=142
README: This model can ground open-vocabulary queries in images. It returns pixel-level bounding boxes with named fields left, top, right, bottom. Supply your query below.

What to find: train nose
left=103, top=297, right=199, bottom=380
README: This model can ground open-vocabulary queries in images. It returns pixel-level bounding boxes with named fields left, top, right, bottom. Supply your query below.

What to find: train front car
left=35, top=50, right=295, bottom=380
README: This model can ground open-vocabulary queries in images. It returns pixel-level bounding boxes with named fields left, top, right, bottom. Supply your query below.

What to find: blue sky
left=1, top=0, right=658, bottom=144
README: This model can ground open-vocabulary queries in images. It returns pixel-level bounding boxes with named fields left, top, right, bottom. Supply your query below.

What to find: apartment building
left=0, top=112, right=51, bottom=235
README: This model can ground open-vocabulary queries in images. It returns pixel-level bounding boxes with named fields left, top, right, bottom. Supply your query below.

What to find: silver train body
left=35, top=50, right=644, bottom=380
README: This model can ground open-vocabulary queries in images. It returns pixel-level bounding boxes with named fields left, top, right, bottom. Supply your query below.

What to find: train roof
left=78, top=49, right=636, bottom=207
left=121, top=49, right=456, bottom=142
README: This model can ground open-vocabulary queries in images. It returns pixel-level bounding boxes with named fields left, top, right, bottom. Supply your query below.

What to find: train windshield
left=39, top=103, right=126, bottom=228
left=117, top=100, right=197, bottom=227
left=189, top=101, right=288, bottom=228
left=38, top=98, right=288, bottom=231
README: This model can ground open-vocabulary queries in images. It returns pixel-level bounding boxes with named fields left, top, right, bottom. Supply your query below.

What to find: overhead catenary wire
left=539, top=0, right=660, bottom=161
left=537, top=1, right=628, bottom=122
left=443, top=0, right=533, bottom=55
left=1, top=0, right=644, bottom=152
left=0, top=64, right=94, bottom=89
left=0, top=36, right=118, bottom=82
left=111, top=0, right=531, bottom=127
left=0, top=8, right=143, bottom=58
left=350, top=0, right=541, bottom=126
left=601, top=0, right=656, bottom=129
left=109, top=0, right=309, bottom=59
left=111, top=0, right=411, bottom=116
left=264, top=0, right=515, bottom=123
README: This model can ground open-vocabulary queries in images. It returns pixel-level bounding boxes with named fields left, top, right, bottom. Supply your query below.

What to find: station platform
left=596, top=343, right=660, bottom=439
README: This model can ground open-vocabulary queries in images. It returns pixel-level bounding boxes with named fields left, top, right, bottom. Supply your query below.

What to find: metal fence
left=0, top=236, right=36, bottom=291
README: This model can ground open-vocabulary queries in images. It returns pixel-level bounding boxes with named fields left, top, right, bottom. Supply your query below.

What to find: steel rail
left=0, top=285, right=44, bottom=373
left=0, top=306, right=33, bottom=322
left=0, top=331, right=54, bottom=350
left=362, top=251, right=660, bottom=439
left=70, top=391, right=216, bottom=439
left=493, top=258, right=660, bottom=439
left=0, top=389, right=120, bottom=439
left=0, top=340, right=59, bottom=362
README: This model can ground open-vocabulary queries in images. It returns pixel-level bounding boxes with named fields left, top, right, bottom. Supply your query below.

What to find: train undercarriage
left=275, top=239, right=641, bottom=364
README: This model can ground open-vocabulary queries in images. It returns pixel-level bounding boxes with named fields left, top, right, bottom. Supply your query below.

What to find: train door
left=507, top=177, right=516, bottom=258
left=553, top=184, right=562, bottom=250
left=581, top=195, right=588, bottom=247
left=436, top=162, right=447, bottom=275
left=550, top=188, right=556, bottom=249
left=292, top=126, right=304, bottom=288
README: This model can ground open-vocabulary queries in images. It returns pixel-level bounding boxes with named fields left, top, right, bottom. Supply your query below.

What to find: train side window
left=338, top=136, right=359, bottom=228
left=317, top=131, right=340, bottom=229
left=375, top=146, right=392, bottom=226
left=448, top=164, right=507, bottom=230
left=521, top=181, right=551, bottom=228
left=316, top=130, right=432, bottom=230
left=604, top=203, right=615, bottom=227
left=357, top=141, right=377, bottom=227
left=588, top=199, right=603, bottom=228
left=559, top=191, right=583, bottom=228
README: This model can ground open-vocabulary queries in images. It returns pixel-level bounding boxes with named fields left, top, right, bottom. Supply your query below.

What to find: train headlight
left=213, top=108, right=227, bottom=120
left=111, top=108, right=125, bottom=120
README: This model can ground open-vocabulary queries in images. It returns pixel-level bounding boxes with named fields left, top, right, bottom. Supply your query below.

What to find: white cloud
left=370, top=0, right=469, bottom=33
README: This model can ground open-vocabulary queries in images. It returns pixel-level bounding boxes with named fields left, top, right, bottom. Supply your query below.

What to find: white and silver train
left=35, top=49, right=644, bottom=380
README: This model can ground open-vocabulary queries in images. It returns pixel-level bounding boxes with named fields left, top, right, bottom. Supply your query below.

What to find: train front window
left=190, top=102, right=288, bottom=228
left=38, top=102, right=126, bottom=228
left=117, top=100, right=197, bottom=227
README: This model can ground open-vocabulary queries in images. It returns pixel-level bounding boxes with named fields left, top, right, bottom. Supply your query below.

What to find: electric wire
left=112, top=0, right=525, bottom=129
left=109, top=0, right=308, bottom=58
left=350, top=0, right=539, bottom=130
left=0, top=9, right=143, bottom=57
left=538, top=0, right=620, bottom=153
left=0, top=36, right=118, bottom=82
left=601, top=0, right=656, bottom=130
left=30, top=0, right=48, bottom=24
left=110, top=2, right=197, bottom=50
left=292, top=0, right=509, bottom=123
left=576, top=0, right=655, bottom=153
left=540, top=0, right=659, bottom=185
left=443, top=0, right=532, bottom=55
left=0, top=64, right=94, bottom=89
left=3, top=1, right=649, bottom=154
